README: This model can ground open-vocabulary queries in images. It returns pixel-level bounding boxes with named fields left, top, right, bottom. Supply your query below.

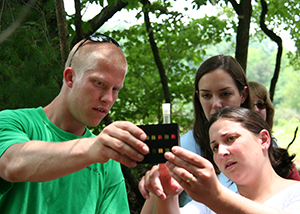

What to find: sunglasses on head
left=68, top=33, right=122, bottom=67
left=254, top=101, right=268, bottom=110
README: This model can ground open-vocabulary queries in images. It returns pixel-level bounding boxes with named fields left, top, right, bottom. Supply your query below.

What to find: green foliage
left=246, top=40, right=277, bottom=85
left=191, top=0, right=210, bottom=9
left=274, top=67, right=300, bottom=112
left=0, top=1, right=61, bottom=110
left=1, top=1, right=300, bottom=212
left=252, top=0, right=300, bottom=64
left=93, top=10, right=232, bottom=135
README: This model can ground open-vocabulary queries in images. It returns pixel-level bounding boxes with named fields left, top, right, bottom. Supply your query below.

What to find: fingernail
left=164, top=152, right=171, bottom=159
left=137, top=153, right=144, bottom=161
left=176, top=188, right=182, bottom=193
left=142, top=145, right=149, bottom=154
left=172, top=147, right=177, bottom=152
left=156, top=189, right=162, bottom=196
left=140, top=133, right=147, bottom=140
left=130, top=161, right=137, bottom=167
left=165, top=161, right=170, bottom=167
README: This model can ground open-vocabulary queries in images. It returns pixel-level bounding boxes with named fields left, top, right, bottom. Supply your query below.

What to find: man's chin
left=87, top=119, right=103, bottom=128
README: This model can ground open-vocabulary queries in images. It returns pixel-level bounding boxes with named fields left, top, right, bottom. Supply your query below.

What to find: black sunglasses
left=68, top=33, right=122, bottom=67
left=254, top=101, right=268, bottom=110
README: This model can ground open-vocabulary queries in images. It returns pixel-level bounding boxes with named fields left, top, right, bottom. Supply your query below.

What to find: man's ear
left=259, top=129, right=271, bottom=151
left=64, top=67, right=75, bottom=88
left=241, top=86, right=249, bottom=104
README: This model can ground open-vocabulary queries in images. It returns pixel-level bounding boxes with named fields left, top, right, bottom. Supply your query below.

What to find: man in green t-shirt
left=0, top=34, right=149, bottom=214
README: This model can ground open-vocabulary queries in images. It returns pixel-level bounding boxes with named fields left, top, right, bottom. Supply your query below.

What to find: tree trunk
left=54, top=0, right=69, bottom=68
left=74, top=0, right=83, bottom=40
left=229, top=0, right=252, bottom=73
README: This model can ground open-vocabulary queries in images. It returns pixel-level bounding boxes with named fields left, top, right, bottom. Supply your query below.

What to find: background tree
left=0, top=0, right=61, bottom=110
left=1, top=0, right=299, bottom=213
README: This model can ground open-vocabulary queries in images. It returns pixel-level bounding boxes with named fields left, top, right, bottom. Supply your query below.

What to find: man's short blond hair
left=64, top=41, right=127, bottom=81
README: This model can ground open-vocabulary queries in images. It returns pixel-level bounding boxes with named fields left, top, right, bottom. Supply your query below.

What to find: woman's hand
left=165, top=146, right=221, bottom=203
left=139, top=164, right=183, bottom=200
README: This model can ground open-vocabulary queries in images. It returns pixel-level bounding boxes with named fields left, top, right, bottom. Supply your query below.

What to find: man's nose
left=100, top=90, right=114, bottom=103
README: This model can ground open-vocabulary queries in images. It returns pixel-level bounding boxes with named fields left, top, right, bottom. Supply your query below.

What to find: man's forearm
left=0, top=138, right=94, bottom=182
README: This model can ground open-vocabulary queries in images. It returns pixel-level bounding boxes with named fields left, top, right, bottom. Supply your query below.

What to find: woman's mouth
left=225, top=161, right=237, bottom=169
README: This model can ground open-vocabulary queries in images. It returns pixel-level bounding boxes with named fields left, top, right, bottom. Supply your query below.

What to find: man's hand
left=92, top=121, right=149, bottom=167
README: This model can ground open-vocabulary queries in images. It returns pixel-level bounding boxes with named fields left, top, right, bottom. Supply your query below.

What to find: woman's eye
left=211, top=145, right=218, bottom=152
left=222, top=92, right=232, bottom=97
left=201, top=93, right=211, bottom=99
left=113, top=88, right=119, bottom=92
left=228, top=136, right=237, bottom=142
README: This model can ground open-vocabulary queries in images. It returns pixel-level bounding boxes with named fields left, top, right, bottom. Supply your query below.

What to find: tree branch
left=70, top=0, right=128, bottom=46
left=228, top=0, right=240, bottom=15
left=259, top=0, right=282, bottom=101
left=141, top=0, right=171, bottom=104
left=0, top=0, right=38, bottom=44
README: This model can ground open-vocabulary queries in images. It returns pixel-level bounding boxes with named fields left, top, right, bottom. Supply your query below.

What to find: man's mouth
left=93, top=108, right=106, bottom=113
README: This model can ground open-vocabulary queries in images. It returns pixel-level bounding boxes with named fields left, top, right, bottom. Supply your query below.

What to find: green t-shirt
left=0, top=107, right=130, bottom=214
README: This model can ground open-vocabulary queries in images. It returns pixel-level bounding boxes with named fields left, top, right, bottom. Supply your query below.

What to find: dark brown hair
left=248, top=81, right=274, bottom=130
left=208, top=106, right=295, bottom=178
left=192, top=55, right=253, bottom=172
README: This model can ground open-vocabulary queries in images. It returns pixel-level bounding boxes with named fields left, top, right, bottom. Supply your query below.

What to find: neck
left=43, top=94, right=87, bottom=136
left=237, top=166, right=289, bottom=203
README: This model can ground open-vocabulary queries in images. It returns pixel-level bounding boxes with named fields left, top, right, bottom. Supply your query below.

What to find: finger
left=114, top=121, right=147, bottom=141
left=168, top=146, right=210, bottom=169
left=105, top=122, right=149, bottom=155
left=100, top=146, right=138, bottom=167
left=145, top=165, right=167, bottom=200
left=139, top=176, right=150, bottom=199
left=99, top=125, right=149, bottom=162
left=103, top=136, right=146, bottom=162
left=164, top=151, right=196, bottom=176
left=166, top=161, right=196, bottom=187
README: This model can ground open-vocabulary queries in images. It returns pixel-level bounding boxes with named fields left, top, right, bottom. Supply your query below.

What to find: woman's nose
left=218, top=144, right=230, bottom=157
left=212, top=96, right=222, bottom=110
left=253, top=105, right=260, bottom=113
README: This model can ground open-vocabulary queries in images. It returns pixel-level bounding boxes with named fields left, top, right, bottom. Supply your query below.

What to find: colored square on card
left=137, top=123, right=180, bottom=164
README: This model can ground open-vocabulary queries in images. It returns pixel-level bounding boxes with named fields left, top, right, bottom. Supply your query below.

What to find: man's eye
left=113, top=88, right=119, bottom=92
left=96, top=81, right=103, bottom=86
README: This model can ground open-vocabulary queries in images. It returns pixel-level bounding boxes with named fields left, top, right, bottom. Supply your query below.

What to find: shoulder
left=0, top=107, right=40, bottom=119
left=180, top=130, right=201, bottom=155
left=0, top=107, right=41, bottom=126
left=264, top=182, right=300, bottom=211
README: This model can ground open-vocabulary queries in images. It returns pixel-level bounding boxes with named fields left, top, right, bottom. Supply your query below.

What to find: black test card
left=138, top=123, right=180, bottom=164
